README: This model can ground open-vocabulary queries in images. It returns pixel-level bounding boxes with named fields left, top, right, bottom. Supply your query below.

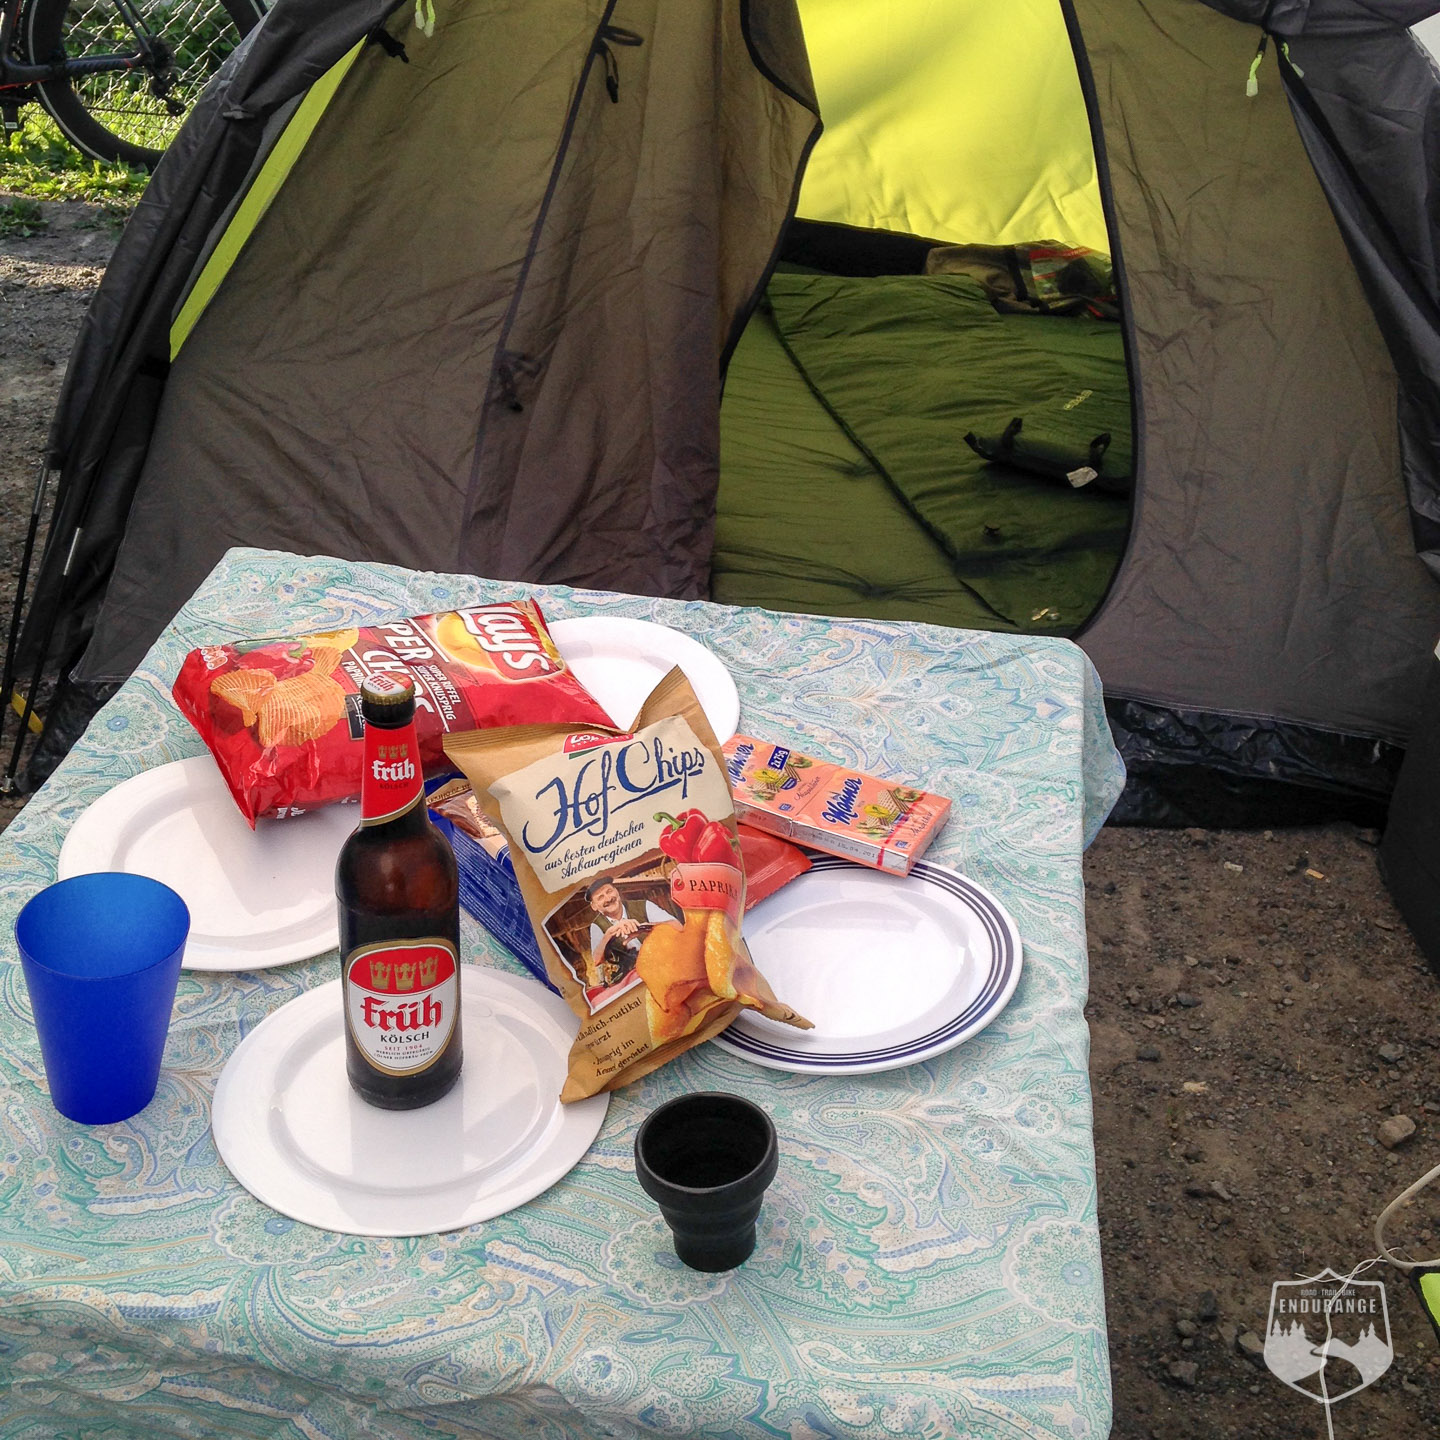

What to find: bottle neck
left=360, top=712, right=425, bottom=828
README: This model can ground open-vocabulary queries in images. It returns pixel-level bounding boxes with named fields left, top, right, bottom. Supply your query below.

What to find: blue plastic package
left=425, top=774, right=556, bottom=993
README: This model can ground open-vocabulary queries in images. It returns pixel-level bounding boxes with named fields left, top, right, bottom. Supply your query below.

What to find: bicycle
left=1, top=0, right=265, bottom=171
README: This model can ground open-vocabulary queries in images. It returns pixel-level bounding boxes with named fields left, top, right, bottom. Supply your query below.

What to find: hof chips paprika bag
left=172, top=601, right=614, bottom=826
left=443, top=668, right=811, bottom=1101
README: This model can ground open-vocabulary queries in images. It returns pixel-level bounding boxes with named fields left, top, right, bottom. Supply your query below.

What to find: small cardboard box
left=722, top=735, right=949, bottom=875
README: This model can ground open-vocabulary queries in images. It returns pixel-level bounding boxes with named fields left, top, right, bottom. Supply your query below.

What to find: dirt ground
left=2, top=198, right=1439, bottom=1439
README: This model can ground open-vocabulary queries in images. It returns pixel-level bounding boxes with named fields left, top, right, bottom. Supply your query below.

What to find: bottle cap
left=360, top=673, right=415, bottom=722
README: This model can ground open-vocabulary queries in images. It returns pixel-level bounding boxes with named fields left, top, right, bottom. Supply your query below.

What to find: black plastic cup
left=634, top=1092, right=778, bottom=1272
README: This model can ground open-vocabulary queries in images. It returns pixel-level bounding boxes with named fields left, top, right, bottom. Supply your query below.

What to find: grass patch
left=0, top=198, right=48, bottom=238
left=1, top=114, right=145, bottom=209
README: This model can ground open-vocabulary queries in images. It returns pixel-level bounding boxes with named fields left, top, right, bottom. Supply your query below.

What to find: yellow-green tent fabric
left=796, top=0, right=1107, bottom=251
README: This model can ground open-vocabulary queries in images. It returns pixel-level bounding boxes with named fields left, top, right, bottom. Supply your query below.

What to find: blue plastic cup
left=15, top=873, right=190, bottom=1124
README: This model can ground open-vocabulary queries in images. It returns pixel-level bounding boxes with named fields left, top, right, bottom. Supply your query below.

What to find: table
left=0, top=547, right=1125, bottom=1439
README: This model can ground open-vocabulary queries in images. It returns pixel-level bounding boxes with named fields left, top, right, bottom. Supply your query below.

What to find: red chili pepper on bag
left=692, top=820, right=740, bottom=866
left=655, top=809, right=708, bottom=861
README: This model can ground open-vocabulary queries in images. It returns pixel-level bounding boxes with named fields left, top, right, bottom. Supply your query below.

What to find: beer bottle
left=336, top=673, right=463, bottom=1108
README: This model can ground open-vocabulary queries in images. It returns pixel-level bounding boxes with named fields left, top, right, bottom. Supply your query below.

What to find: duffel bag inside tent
left=7, top=0, right=1440, bottom=826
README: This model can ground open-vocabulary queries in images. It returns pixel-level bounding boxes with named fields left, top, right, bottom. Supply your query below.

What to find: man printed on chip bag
left=584, top=875, right=681, bottom=990
left=444, top=668, right=810, bottom=1101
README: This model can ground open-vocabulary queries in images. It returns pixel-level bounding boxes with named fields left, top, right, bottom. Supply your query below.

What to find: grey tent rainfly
left=4, top=0, right=1439, bottom=827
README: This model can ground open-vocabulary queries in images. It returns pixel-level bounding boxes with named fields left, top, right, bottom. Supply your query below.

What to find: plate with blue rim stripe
left=715, top=855, right=1022, bottom=1075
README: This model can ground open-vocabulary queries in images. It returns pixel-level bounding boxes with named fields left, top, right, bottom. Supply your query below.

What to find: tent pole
left=0, top=458, right=51, bottom=793
left=3, top=539, right=69, bottom=793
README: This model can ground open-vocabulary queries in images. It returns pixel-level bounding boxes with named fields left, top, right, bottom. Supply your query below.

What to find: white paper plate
left=212, top=969, right=607, bottom=1237
left=714, top=856, right=1023, bottom=1075
left=550, top=615, right=740, bottom=741
left=57, top=756, right=354, bottom=972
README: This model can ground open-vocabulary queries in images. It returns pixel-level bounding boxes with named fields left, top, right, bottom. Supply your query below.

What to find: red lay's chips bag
left=172, top=601, right=613, bottom=826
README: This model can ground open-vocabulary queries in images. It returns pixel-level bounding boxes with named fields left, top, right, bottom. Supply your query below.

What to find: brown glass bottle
left=336, top=673, right=463, bottom=1109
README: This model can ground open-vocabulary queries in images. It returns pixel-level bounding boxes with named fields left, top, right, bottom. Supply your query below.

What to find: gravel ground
left=2, top=196, right=1438, bottom=1439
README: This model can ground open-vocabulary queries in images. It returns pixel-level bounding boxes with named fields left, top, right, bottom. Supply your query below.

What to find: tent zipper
left=1246, top=35, right=1267, bottom=97
left=367, top=27, right=409, bottom=63
left=484, top=22, right=644, bottom=414
left=495, top=351, right=541, bottom=413
left=1248, top=33, right=1304, bottom=97
left=595, top=25, right=643, bottom=103
left=463, top=0, right=624, bottom=537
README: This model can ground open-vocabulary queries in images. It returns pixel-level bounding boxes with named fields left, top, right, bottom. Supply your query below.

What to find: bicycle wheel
left=26, top=0, right=265, bottom=171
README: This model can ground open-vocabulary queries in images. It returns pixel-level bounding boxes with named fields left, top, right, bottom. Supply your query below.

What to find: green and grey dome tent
left=6, top=0, right=1440, bottom=827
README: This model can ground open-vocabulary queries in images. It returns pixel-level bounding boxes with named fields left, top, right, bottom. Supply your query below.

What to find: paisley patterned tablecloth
left=0, top=548, right=1124, bottom=1440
